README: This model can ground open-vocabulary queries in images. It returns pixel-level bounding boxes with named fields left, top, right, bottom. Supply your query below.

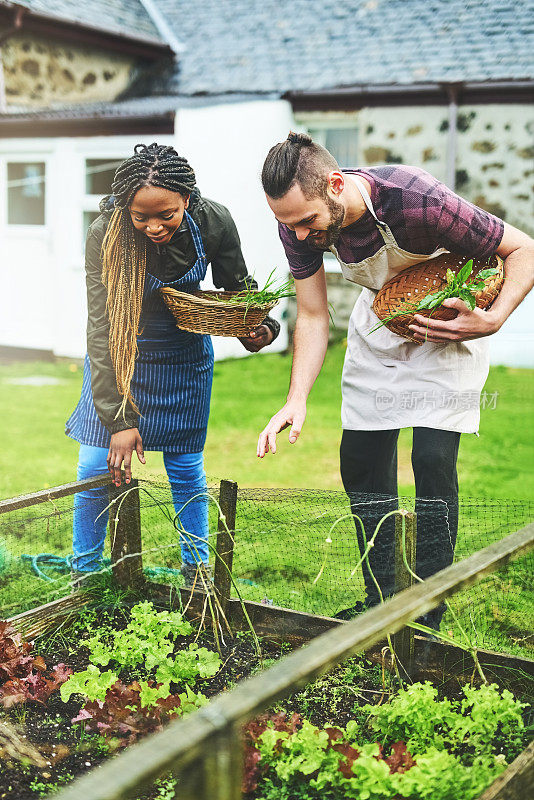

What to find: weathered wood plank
left=393, top=511, right=417, bottom=677
left=214, top=480, right=237, bottom=617
left=146, top=581, right=344, bottom=644
left=108, top=479, right=144, bottom=590
left=0, top=475, right=113, bottom=515
left=202, top=724, right=242, bottom=800
left=476, top=739, right=534, bottom=800
left=7, top=592, right=95, bottom=639
left=52, top=522, right=534, bottom=800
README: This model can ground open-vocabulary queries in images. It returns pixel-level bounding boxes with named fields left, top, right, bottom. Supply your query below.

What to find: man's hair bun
left=262, top=132, right=339, bottom=200
left=287, top=131, right=313, bottom=146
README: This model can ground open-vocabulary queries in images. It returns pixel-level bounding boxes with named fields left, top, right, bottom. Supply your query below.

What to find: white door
left=0, top=154, right=54, bottom=351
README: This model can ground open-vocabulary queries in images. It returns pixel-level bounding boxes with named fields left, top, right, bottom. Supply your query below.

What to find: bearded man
left=257, top=132, right=534, bottom=627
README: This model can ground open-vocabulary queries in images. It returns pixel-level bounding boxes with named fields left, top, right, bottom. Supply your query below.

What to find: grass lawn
left=0, top=346, right=532, bottom=656
left=0, top=342, right=532, bottom=499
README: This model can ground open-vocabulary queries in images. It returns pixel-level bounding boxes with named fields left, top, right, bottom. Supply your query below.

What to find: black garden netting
left=0, top=479, right=532, bottom=659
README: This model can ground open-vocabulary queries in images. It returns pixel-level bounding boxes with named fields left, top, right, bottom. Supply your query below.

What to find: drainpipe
left=445, top=84, right=459, bottom=191
left=138, top=0, right=184, bottom=54
left=0, top=6, right=25, bottom=112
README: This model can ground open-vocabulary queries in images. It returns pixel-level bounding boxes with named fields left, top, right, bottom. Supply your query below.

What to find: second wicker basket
left=372, top=253, right=504, bottom=343
left=160, top=288, right=278, bottom=337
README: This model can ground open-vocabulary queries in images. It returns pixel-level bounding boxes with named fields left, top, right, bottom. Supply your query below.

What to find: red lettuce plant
left=0, top=620, right=72, bottom=708
left=242, top=711, right=302, bottom=793
left=241, top=712, right=417, bottom=796
left=72, top=680, right=187, bottom=747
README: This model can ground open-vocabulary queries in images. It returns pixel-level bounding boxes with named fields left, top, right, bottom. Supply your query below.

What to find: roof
left=151, top=0, right=534, bottom=95
left=0, top=0, right=531, bottom=134
left=0, top=95, right=177, bottom=136
left=0, top=0, right=164, bottom=47
left=1, top=95, right=180, bottom=120
left=0, top=93, right=276, bottom=136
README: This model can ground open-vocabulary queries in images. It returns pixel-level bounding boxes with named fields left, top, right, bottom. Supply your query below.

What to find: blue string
left=19, top=553, right=189, bottom=583
left=19, top=554, right=260, bottom=587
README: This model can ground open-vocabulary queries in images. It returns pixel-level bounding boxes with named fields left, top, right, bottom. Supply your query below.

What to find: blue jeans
left=72, top=444, right=209, bottom=572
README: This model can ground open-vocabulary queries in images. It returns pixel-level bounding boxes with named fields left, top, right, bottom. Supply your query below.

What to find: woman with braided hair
left=66, top=143, right=279, bottom=587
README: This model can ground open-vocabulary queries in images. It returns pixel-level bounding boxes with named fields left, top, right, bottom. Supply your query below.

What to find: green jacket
left=85, top=195, right=280, bottom=434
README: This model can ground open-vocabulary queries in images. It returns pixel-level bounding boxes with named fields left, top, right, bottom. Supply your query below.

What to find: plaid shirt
left=279, top=165, right=505, bottom=279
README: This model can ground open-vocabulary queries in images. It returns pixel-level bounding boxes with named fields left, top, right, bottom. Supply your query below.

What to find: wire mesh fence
left=0, top=479, right=532, bottom=658
left=48, top=522, right=534, bottom=800
left=0, top=476, right=533, bottom=800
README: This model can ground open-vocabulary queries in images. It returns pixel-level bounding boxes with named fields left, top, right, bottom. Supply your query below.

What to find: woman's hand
left=238, top=324, right=274, bottom=353
left=107, top=428, right=146, bottom=486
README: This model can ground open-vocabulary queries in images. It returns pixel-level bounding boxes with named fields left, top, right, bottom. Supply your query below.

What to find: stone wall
left=288, top=102, right=533, bottom=346
left=2, top=33, right=136, bottom=106
left=454, top=104, right=533, bottom=235
left=285, top=273, right=362, bottom=349
left=358, top=103, right=534, bottom=236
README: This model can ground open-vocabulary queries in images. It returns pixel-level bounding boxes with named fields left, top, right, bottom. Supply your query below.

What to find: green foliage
left=60, top=665, right=119, bottom=703
left=364, top=681, right=526, bottom=760
left=151, top=774, right=178, bottom=800
left=29, top=772, right=74, bottom=796
left=86, top=600, right=193, bottom=671
left=364, top=681, right=456, bottom=752
left=250, top=683, right=525, bottom=800
left=370, top=259, right=501, bottom=332
left=390, top=749, right=503, bottom=800
left=257, top=727, right=395, bottom=800
left=61, top=601, right=219, bottom=745
left=456, top=683, right=527, bottom=762
left=73, top=602, right=220, bottom=704
left=154, top=644, right=221, bottom=689
left=215, top=269, right=295, bottom=311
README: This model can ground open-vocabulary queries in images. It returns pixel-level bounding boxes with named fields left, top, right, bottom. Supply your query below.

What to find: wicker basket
left=372, top=253, right=504, bottom=343
left=160, top=288, right=278, bottom=337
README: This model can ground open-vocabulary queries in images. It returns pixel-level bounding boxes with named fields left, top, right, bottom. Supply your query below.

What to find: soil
left=2, top=598, right=531, bottom=800
left=0, top=602, right=389, bottom=800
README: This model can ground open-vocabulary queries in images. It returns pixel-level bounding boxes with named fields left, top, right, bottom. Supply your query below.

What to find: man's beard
left=308, top=196, right=345, bottom=251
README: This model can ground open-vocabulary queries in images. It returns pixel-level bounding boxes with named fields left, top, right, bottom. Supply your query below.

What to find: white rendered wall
left=175, top=99, right=294, bottom=360
left=0, top=100, right=531, bottom=368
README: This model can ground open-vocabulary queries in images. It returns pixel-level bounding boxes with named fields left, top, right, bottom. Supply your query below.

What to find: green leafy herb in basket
left=215, top=270, right=295, bottom=312
left=369, top=259, right=500, bottom=334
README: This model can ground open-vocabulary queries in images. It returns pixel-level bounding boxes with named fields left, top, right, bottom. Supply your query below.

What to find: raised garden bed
left=0, top=600, right=286, bottom=799
left=1, top=590, right=532, bottom=800
left=1, top=477, right=533, bottom=800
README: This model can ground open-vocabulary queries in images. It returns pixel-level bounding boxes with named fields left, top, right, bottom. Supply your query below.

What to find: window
left=306, top=127, right=359, bottom=168
left=85, top=158, right=122, bottom=195
left=82, top=157, right=124, bottom=247
left=7, top=162, right=46, bottom=225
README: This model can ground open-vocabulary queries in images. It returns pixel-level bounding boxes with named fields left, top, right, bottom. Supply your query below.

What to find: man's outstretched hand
left=257, top=399, right=307, bottom=457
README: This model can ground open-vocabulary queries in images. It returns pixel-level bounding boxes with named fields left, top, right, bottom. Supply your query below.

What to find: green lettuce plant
left=247, top=683, right=526, bottom=800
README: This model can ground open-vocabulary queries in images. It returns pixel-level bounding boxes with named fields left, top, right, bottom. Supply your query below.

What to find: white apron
left=330, top=177, right=489, bottom=434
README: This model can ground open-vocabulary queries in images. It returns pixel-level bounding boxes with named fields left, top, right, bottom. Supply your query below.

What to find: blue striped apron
left=66, top=211, right=214, bottom=453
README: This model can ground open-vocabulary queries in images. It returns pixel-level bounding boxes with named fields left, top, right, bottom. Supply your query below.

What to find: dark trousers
left=340, top=428, right=460, bottom=628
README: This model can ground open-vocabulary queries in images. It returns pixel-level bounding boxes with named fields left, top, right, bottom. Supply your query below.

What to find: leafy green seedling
left=370, top=260, right=500, bottom=334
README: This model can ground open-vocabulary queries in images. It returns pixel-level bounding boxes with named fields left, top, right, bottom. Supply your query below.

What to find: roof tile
left=150, top=0, right=534, bottom=94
